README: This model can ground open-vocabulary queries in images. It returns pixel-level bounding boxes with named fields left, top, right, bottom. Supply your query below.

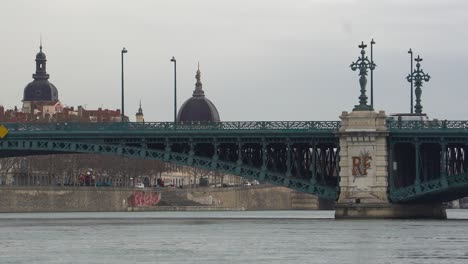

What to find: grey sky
left=1, top=0, right=467, bottom=121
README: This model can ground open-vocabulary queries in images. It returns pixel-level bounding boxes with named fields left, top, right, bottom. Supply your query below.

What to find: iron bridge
left=388, top=119, right=468, bottom=204
left=3, top=119, right=468, bottom=204
left=0, top=121, right=341, bottom=200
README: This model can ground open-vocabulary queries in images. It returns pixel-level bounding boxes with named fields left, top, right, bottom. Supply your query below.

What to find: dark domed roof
left=24, top=80, right=59, bottom=101
left=36, top=51, right=46, bottom=60
left=178, top=97, right=220, bottom=122
left=177, top=66, right=220, bottom=122
left=23, top=45, right=59, bottom=102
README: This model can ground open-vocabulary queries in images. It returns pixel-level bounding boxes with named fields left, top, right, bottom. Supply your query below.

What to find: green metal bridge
left=0, top=121, right=340, bottom=200
left=2, top=119, right=468, bottom=203
left=388, top=119, right=468, bottom=203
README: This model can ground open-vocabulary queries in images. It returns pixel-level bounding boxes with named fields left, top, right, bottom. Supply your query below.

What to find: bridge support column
left=335, top=110, right=446, bottom=219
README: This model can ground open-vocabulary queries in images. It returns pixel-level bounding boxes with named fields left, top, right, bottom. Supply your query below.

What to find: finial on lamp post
left=350, top=41, right=375, bottom=111
left=406, top=55, right=430, bottom=115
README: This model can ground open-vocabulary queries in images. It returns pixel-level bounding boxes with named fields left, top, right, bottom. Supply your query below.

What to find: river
left=1, top=210, right=467, bottom=264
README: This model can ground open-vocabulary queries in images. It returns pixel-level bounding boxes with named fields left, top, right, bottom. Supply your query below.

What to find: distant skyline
left=1, top=0, right=468, bottom=121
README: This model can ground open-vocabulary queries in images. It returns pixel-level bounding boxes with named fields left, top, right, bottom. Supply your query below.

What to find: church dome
left=36, top=50, right=46, bottom=60
left=177, top=66, right=220, bottom=122
left=23, top=45, right=59, bottom=102
left=23, top=80, right=58, bottom=101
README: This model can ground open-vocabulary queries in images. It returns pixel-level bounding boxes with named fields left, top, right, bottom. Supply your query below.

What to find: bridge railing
left=2, top=121, right=341, bottom=132
left=9, top=119, right=468, bottom=132
left=387, top=119, right=468, bottom=131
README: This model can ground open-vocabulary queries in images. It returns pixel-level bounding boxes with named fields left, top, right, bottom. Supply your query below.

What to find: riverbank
left=0, top=185, right=323, bottom=212
left=128, top=206, right=245, bottom=211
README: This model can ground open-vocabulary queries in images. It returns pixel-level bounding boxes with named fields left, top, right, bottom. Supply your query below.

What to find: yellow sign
left=0, top=125, right=8, bottom=139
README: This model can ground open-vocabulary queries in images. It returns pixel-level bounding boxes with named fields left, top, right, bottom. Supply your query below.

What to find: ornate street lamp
left=121, top=47, right=128, bottom=122
left=350, top=41, right=376, bottom=111
left=170, top=56, right=177, bottom=123
left=407, top=55, right=430, bottom=114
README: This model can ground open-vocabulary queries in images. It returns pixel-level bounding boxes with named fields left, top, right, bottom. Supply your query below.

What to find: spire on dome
left=137, top=100, right=143, bottom=115
left=33, top=42, right=49, bottom=80
left=193, top=63, right=205, bottom=97
left=135, top=100, right=144, bottom=122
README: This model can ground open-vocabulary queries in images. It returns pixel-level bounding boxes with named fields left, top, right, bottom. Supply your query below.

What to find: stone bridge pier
left=335, top=110, right=446, bottom=219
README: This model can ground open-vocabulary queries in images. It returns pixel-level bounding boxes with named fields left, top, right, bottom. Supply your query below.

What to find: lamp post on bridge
left=350, top=41, right=376, bottom=111
left=370, top=38, right=375, bottom=108
left=170, top=56, right=177, bottom=123
left=408, top=49, right=414, bottom=114
left=121, top=47, right=128, bottom=122
left=407, top=55, right=430, bottom=115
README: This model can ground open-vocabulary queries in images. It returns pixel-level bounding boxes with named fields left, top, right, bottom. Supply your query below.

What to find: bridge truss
left=0, top=121, right=341, bottom=200
left=388, top=119, right=468, bottom=203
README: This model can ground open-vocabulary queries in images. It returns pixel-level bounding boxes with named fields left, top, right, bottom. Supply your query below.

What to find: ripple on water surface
left=0, top=210, right=467, bottom=264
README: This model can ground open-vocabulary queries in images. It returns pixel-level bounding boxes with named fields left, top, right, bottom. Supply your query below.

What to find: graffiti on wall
left=352, top=149, right=372, bottom=182
left=128, top=191, right=161, bottom=207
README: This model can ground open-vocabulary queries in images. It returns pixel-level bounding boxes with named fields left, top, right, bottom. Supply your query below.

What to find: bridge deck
left=4, top=119, right=468, bottom=203
left=0, top=121, right=341, bottom=200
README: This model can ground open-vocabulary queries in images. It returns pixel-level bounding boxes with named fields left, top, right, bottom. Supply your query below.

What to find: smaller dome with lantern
left=23, top=45, right=59, bottom=102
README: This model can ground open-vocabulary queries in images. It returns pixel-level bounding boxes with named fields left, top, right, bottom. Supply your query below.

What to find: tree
left=0, top=157, right=20, bottom=185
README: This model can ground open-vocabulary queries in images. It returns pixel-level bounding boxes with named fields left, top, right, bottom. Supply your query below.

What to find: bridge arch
left=0, top=139, right=338, bottom=200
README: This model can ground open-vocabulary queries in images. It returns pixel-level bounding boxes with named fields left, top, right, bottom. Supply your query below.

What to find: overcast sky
left=1, top=0, right=467, bottom=121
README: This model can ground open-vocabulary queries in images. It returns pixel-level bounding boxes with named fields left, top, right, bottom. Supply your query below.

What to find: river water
left=1, top=210, right=467, bottom=264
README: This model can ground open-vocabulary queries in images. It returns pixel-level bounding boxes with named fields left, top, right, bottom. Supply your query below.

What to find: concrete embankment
left=0, top=186, right=136, bottom=212
left=167, top=185, right=322, bottom=210
left=0, top=185, right=324, bottom=212
left=129, top=206, right=245, bottom=212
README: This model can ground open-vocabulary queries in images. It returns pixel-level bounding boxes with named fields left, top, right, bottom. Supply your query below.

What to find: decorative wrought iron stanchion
left=406, top=55, right=430, bottom=114
left=350, top=41, right=375, bottom=111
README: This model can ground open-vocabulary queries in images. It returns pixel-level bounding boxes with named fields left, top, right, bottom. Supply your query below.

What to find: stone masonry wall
left=0, top=187, right=136, bottom=212
left=0, top=185, right=320, bottom=212
left=337, top=110, right=389, bottom=204
left=187, top=185, right=319, bottom=210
